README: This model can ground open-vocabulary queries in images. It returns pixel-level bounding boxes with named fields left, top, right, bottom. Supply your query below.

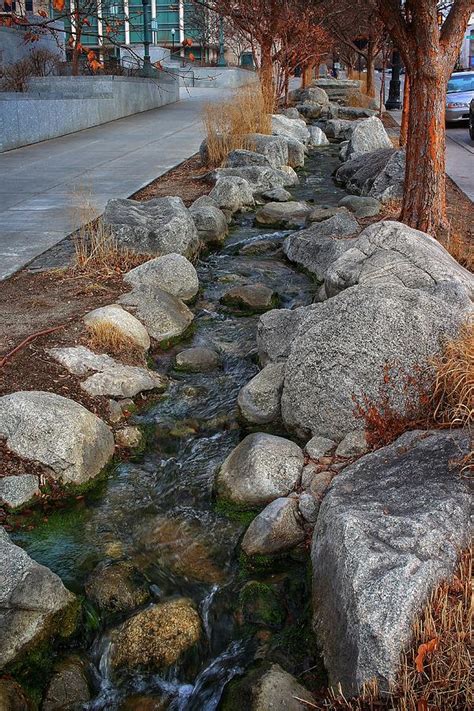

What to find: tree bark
left=400, top=72, right=410, bottom=147
left=259, top=39, right=275, bottom=110
left=366, top=38, right=375, bottom=97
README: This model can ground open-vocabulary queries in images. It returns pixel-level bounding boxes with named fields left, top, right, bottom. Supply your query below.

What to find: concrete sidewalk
left=0, top=87, right=227, bottom=280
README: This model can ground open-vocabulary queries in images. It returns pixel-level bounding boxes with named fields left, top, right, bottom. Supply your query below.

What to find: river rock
left=309, top=470, right=334, bottom=501
left=281, top=107, right=303, bottom=120
left=123, top=253, right=199, bottom=303
left=221, top=284, right=277, bottom=312
left=308, top=125, right=330, bottom=147
left=285, top=137, right=306, bottom=168
left=42, top=656, right=91, bottom=711
left=209, top=176, right=255, bottom=213
left=190, top=203, right=228, bottom=246
left=115, top=426, right=143, bottom=448
left=225, top=149, right=272, bottom=168
left=257, top=304, right=318, bottom=365
left=0, top=474, right=39, bottom=509
left=261, top=187, right=292, bottom=202
left=307, top=206, right=348, bottom=223
left=85, top=561, right=150, bottom=613
left=325, top=221, right=474, bottom=300
left=238, top=362, right=286, bottom=424
left=216, top=433, right=304, bottom=508
left=255, top=201, right=311, bottom=229
left=338, top=195, right=381, bottom=218
left=295, top=102, right=325, bottom=120
left=312, top=429, right=472, bottom=694
left=48, top=346, right=117, bottom=376
left=242, top=497, right=305, bottom=556
left=103, top=196, right=200, bottom=260
left=175, top=347, right=220, bottom=372
left=368, top=149, right=406, bottom=203
left=338, top=106, right=377, bottom=120
left=0, top=529, right=78, bottom=669
left=291, top=86, right=330, bottom=106
left=271, top=114, right=311, bottom=144
left=0, top=391, right=114, bottom=486
left=345, top=117, right=393, bottom=160
left=298, top=492, right=319, bottom=525
left=81, top=364, right=166, bottom=398
left=246, top=133, right=289, bottom=169
left=214, top=166, right=298, bottom=194
left=283, top=212, right=359, bottom=282
left=0, top=679, right=31, bottom=711
left=119, top=287, right=194, bottom=345
left=84, top=304, right=150, bottom=351
left=335, top=431, right=368, bottom=458
left=221, top=663, right=314, bottom=711
left=325, top=118, right=362, bottom=140
left=305, top=436, right=336, bottom=460
left=335, top=147, right=395, bottom=191
left=281, top=282, right=472, bottom=441
left=111, top=599, right=201, bottom=670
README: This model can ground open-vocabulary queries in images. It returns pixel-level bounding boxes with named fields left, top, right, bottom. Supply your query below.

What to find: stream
left=13, top=146, right=347, bottom=710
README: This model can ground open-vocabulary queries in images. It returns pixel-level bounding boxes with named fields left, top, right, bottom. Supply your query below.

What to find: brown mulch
left=132, top=154, right=212, bottom=206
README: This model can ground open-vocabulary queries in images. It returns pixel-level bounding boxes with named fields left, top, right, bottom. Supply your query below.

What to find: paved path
left=0, top=87, right=227, bottom=280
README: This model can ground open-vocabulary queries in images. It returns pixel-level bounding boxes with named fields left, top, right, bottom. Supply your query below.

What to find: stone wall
left=175, top=66, right=258, bottom=89
left=0, top=73, right=179, bottom=152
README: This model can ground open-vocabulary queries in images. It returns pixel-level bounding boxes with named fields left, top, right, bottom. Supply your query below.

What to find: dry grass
left=432, top=322, right=474, bottom=428
left=202, top=84, right=273, bottom=167
left=302, top=548, right=473, bottom=710
left=85, top=321, right=145, bottom=365
left=444, top=223, right=474, bottom=272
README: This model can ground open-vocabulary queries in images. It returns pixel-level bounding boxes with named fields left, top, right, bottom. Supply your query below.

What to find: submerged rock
left=255, top=201, right=310, bottom=229
left=312, top=429, right=472, bottom=694
left=110, top=598, right=201, bottom=671
left=241, top=497, right=305, bottom=556
left=0, top=391, right=114, bottom=486
left=175, top=346, right=220, bottom=373
left=42, top=656, right=91, bottom=711
left=84, top=304, right=150, bottom=351
left=124, top=253, right=199, bottom=303
left=221, top=284, right=278, bottom=313
left=119, top=287, right=194, bottom=345
left=238, top=362, right=286, bottom=424
left=216, top=433, right=304, bottom=508
left=85, top=561, right=150, bottom=613
left=0, top=528, right=78, bottom=669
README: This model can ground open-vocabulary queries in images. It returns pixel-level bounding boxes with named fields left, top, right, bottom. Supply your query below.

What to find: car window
left=447, top=75, right=474, bottom=93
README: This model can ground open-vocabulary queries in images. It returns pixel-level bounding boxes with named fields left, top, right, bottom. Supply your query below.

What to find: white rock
left=84, top=305, right=150, bottom=351
left=124, top=253, right=199, bottom=303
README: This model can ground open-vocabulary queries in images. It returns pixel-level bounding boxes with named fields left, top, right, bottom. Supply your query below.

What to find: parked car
left=445, top=70, right=474, bottom=123
left=469, top=98, right=474, bottom=140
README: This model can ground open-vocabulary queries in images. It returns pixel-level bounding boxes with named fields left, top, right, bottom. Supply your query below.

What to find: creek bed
left=13, top=146, right=347, bottom=710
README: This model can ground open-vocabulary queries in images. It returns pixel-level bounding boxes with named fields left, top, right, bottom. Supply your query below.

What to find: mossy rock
left=238, top=581, right=285, bottom=629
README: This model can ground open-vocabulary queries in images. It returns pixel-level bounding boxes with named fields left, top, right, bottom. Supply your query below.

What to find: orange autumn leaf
left=188, top=52, right=195, bottom=62
left=415, top=638, right=438, bottom=673
left=38, top=9, right=48, bottom=16
left=89, top=59, right=103, bottom=72
left=53, top=0, right=65, bottom=11
left=87, top=50, right=96, bottom=61
left=106, top=25, right=112, bottom=34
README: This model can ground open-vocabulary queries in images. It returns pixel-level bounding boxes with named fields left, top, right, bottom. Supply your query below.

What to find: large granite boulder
left=312, top=429, right=472, bottom=694
left=0, top=529, right=78, bottom=669
left=325, top=118, right=363, bottom=140
left=283, top=212, right=359, bottom=282
left=271, top=114, right=311, bottom=144
left=289, top=86, right=329, bottom=106
left=221, top=663, right=315, bottom=711
left=190, top=203, right=228, bottom=246
left=124, top=253, right=199, bottom=303
left=335, top=148, right=394, bottom=190
left=241, top=497, right=305, bottom=556
left=281, top=282, right=472, bottom=441
left=0, top=391, right=114, bottom=486
left=345, top=117, right=393, bottom=159
left=257, top=305, right=318, bottom=365
left=213, top=166, right=299, bottom=194
left=246, top=133, right=289, bottom=169
left=215, top=433, right=304, bottom=508
left=224, top=149, right=272, bottom=168
left=325, top=221, right=474, bottom=300
left=255, top=201, right=311, bottom=229
left=209, top=176, right=255, bottom=213
left=238, top=362, right=286, bottom=424
left=119, top=287, right=194, bottom=345
left=103, top=196, right=200, bottom=260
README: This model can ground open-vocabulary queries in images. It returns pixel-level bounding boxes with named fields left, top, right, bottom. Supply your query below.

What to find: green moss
left=158, top=322, right=196, bottom=350
left=239, top=581, right=285, bottom=629
left=214, top=499, right=258, bottom=526
left=238, top=551, right=283, bottom=575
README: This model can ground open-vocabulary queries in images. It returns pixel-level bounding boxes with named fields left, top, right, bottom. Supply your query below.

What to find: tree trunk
left=303, top=60, right=315, bottom=88
left=366, top=39, right=375, bottom=97
left=401, top=64, right=447, bottom=235
left=400, top=73, right=410, bottom=147
left=259, top=40, right=275, bottom=111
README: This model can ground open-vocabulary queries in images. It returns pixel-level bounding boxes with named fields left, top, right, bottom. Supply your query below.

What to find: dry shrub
left=202, top=83, right=272, bottom=166
left=85, top=322, right=145, bottom=365
left=444, top=224, right=474, bottom=272
left=301, top=549, right=473, bottom=711
left=432, top=322, right=474, bottom=428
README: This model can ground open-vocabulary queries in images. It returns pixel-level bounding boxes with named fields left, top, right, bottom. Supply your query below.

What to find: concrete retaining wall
left=0, top=22, right=66, bottom=67
left=0, top=73, right=179, bottom=152
left=170, top=66, right=257, bottom=89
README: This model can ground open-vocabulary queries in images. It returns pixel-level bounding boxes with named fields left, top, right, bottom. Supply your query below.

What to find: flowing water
left=13, top=146, right=347, bottom=710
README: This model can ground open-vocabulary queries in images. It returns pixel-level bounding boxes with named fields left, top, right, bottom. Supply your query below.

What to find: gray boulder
left=285, top=137, right=306, bottom=168
left=0, top=474, right=39, bottom=510
left=295, top=102, right=324, bottom=120
left=261, top=187, right=292, bottom=202
left=325, top=118, right=362, bottom=140
left=209, top=176, right=254, bottom=213
left=225, top=149, right=272, bottom=168
left=241, top=497, right=305, bottom=556
left=119, top=287, right=194, bottom=345
left=312, top=429, right=472, bottom=694
left=190, top=203, right=228, bottom=246
left=325, top=220, right=474, bottom=300
left=289, top=86, right=329, bottom=106
left=0, top=391, right=114, bottom=486
left=307, top=206, right=348, bottom=223
left=238, top=362, right=286, bottom=424
left=338, top=195, right=381, bottom=218
left=175, top=347, right=220, bottom=372
left=283, top=212, right=359, bottom=282
left=83, top=304, right=150, bottom=351
left=221, top=284, right=277, bottom=312
left=271, top=114, right=310, bottom=144
left=257, top=305, right=318, bottom=365
left=368, top=149, right=406, bottom=203
left=281, top=282, right=472, bottom=441
left=308, top=125, right=330, bottom=147
left=103, top=196, right=200, bottom=260
left=335, top=430, right=368, bottom=458
left=81, top=364, right=166, bottom=398
left=246, top=133, right=289, bottom=169
left=124, top=253, right=199, bottom=302
left=48, top=346, right=117, bottom=376
left=222, top=663, right=314, bottom=711
left=338, top=106, right=377, bottom=120
left=346, top=116, right=393, bottom=160
left=215, top=433, right=304, bottom=507
left=255, top=201, right=311, bottom=229
left=214, top=166, right=298, bottom=193
left=0, top=530, right=77, bottom=668
left=305, top=436, right=336, bottom=460
left=281, top=107, right=303, bottom=120
left=335, top=148, right=395, bottom=191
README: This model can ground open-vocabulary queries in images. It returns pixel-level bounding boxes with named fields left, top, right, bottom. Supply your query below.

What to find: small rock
left=119, top=287, right=194, bottom=345
left=285, top=137, right=306, bottom=168
left=335, top=431, right=368, bottom=458
left=305, top=436, right=336, bottom=460
left=307, top=206, right=347, bottom=223
left=81, top=365, right=166, bottom=398
left=84, top=304, right=150, bottom=351
left=298, top=492, right=319, bottom=525
left=309, top=471, right=334, bottom=500
left=115, top=426, right=143, bottom=448
left=241, top=497, right=305, bottom=556
left=123, top=253, right=199, bottom=303
left=221, top=663, right=314, bottom=711
left=216, top=433, right=304, bottom=507
left=238, top=362, right=285, bottom=424
left=296, top=102, right=324, bottom=120
left=110, top=598, right=202, bottom=671
left=174, top=347, right=220, bottom=373
left=85, top=561, right=150, bottom=613
left=239, top=240, right=279, bottom=256
left=48, top=346, right=116, bottom=377
left=42, top=656, right=91, bottom=711
left=107, top=399, right=124, bottom=423
left=338, top=195, right=382, bottom=218
left=0, top=474, right=40, bottom=509
left=190, top=204, right=228, bottom=246
left=221, top=284, right=277, bottom=313
left=281, top=107, right=302, bottom=120
left=255, top=201, right=310, bottom=229
left=261, top=187, right=292, bottom=202
left=301, top=463, right=317, bottom=489
left=308, top=125, right=330, bottom=146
